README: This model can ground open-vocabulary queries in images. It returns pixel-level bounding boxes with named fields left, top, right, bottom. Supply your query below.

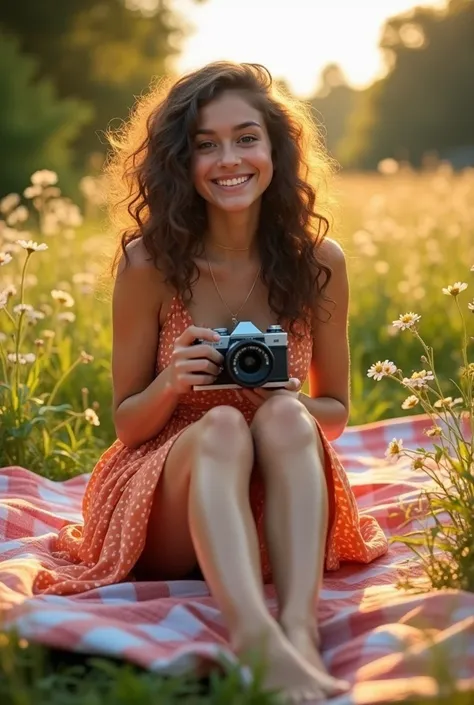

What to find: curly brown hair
left=105, top=61, right=337, bottom=334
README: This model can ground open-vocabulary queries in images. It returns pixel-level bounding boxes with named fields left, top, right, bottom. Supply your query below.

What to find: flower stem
left=13, top=253, right=32, bottom=416
left=454, top=297, right=474, bottom=455
left=46, top=357, right=82, bottom=407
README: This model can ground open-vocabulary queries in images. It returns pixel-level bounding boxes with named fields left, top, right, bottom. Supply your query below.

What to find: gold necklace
left=205, top=251, right=261, bottom=327
left=212, top=242, right=250, bottom=252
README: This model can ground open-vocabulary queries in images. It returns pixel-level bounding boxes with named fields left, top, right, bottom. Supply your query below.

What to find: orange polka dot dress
left=33, top=295, right=388, bottom=596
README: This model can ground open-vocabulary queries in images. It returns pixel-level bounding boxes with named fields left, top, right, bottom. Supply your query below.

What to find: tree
left=339, top=0, right=474, bottom=169
left=309, top=64, right=357, bottom=162
left=0, top=32, right=92, bottom=197
left=0, top=1, right=201, bottom=169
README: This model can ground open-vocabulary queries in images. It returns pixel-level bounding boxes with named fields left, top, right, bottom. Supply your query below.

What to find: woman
left=34, top=62, right=388, bottom=702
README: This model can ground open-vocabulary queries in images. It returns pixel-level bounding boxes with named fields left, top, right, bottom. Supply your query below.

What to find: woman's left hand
left=239, top=377, right=302, bottom=408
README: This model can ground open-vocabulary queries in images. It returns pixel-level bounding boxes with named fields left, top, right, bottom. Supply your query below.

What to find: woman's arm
left=112, top=240, right=180, bottom=449
left=298, top=238, right=350, bottom=441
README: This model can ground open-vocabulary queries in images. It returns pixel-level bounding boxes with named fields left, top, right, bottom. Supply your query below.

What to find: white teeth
left=215, top=175, right=251, bottom=187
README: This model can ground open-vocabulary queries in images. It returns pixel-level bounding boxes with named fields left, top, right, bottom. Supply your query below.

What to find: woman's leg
left=251, top=395, right=347, bottom=689
left=137, top=405, right=342, bottom=702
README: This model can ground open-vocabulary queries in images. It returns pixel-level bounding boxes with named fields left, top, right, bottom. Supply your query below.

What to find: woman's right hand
left=167, top=325, right=224, bottom=394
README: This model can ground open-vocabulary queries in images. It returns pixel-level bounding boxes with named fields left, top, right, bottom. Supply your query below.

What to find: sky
left=172, top=0, right=447, bottom=97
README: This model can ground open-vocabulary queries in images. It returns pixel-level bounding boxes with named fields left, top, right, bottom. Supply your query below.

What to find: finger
left=184, top=343, right=224, bottom=365
left=184, top=373, right=218, bottom=388
left=178, top=358, right=222, bottom=376
left=178, top=326, right=221, bottom=346
left=285, top=377, right=301, bottom=391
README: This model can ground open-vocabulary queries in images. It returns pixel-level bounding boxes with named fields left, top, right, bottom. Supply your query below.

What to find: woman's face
left=192, top=90, right=274, bottom=213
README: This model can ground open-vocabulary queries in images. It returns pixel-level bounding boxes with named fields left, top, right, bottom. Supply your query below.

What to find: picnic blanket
left=1, top=413, right=473, bottom=704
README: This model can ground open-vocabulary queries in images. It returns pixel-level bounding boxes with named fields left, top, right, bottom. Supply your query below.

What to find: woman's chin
left=208, top=193, right=262, bottom=213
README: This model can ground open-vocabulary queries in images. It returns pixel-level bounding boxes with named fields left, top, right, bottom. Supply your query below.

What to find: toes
left=301, top=689, right=324, bottom=702
left=287, top=687, right=326, bottom=703
left=335, top=678, right=351, bottom=692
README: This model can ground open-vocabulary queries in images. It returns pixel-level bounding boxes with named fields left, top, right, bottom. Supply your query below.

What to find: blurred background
left=0, top=0, right=473, bottom=196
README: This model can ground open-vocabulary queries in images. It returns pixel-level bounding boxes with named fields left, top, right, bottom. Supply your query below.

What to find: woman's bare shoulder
left=315, top=237, right=346, bottom=267
left=117, top=237, right=161, bottom=273
left=114, top=237, right=170, bottom=310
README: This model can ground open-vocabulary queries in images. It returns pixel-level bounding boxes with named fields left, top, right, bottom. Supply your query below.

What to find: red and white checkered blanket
left=1, top=414, right=473, bottom=703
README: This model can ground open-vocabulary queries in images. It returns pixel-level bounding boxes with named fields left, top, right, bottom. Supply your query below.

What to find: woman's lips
left=211, top=174, right=254, bottom=190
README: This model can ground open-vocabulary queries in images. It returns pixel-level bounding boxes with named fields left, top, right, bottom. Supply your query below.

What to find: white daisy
left=425, top=426, right=442, bottom=437
left=442, top=282, right=468, bottom=297
left=30, top=170, right=58, bottom=188
left=24, top=185, right=43, bottom=199
left=13, top=303, right=34, bottom=315
left=51, top=289, right=75, bottom=307
left=402, top=370, right=435, bottom=389
left=26, top=310, right=46, bottom=324
left=401, top=395, right=419, bottom=409
left=392, top=312, right=421, bottom=330
left=80, top=351, right=94, bottom=364
left=84, top=408, right=100, bottom=426
left=434, top=396, right=463, bottom=409
left=16, top=239, right=48, bottom=253
left=0, top=252, right=13, bottom=266
left=57, top=312, right=76, bottom=323
left=0, top=193, right=20, bottom=214
left=367, top=360, right=397, bottom=381
left=385, top=438, right=404, bottom=462
left=7, top=352, right=36, bottom=365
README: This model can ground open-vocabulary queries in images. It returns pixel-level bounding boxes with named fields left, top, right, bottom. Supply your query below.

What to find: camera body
left=193, top=321, right=289, bottom=390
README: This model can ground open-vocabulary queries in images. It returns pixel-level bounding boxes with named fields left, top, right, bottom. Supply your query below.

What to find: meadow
left=1, top=165, right=473, bottom=703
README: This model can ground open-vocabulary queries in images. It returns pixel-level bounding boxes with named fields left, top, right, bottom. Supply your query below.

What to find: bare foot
left=281, top=624, right=327, bottom=673
left=280, top=622, right=350, bottom=695
left=234, top=623, right=348, bottom=703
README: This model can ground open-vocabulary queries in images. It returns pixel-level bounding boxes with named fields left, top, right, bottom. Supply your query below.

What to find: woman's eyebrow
left=195, top=121, right=262, bottom=136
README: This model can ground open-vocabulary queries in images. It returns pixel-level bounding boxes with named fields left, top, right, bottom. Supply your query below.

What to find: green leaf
left=9, top=422, right=33, bottom=439
left=42, top=428, right=51, bottom=456
left=51, top=449, right=75, bottom=459
left=38, top=403, right=72, bottom=416
left=17, top=385, right=30, bottom=404
left=29, top=397, right=45, bottom=406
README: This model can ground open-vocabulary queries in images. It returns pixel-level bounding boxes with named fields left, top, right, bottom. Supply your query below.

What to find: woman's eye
left=239, top=135, right=257, bottom=144
left=196, top=141, right=214, bottom=150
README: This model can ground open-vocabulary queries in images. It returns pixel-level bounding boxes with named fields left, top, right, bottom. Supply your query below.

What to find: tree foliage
left=0, top=32, right=92, bottom=196
left=339, top=0, right=474, bottom=168
left=0, top=1, right=192, bottom=175
left=310, top=64, right=357, bottom=161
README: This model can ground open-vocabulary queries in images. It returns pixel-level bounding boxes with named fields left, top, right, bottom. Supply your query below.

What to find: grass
left=1, top=165, right=473, bottom=703
left=1, top=631, right=473, bottom=705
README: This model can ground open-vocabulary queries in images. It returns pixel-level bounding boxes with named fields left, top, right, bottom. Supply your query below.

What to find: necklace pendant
left=231, top=316, right=238, bottom=327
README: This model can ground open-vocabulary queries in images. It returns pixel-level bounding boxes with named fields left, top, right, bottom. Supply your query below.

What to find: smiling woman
left=32, top=62, right=388, bottom=704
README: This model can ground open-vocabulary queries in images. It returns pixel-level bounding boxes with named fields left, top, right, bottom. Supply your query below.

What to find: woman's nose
left=217, top=144, right=241, bottom=167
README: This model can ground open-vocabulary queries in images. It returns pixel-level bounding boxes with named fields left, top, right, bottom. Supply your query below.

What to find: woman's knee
left=197, top=405, right=252, bottom=456
left=252, top=395, right=319, bottom=450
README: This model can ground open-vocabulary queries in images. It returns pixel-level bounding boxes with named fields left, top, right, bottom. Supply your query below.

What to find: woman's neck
left=204, top=203, right=260, bottom=262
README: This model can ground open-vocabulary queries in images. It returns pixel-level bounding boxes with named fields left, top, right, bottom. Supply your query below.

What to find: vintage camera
left=193, top=321, right=289, bottom=391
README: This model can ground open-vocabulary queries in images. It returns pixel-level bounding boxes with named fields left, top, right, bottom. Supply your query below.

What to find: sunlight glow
left=172, top=0, right=447, bottom=97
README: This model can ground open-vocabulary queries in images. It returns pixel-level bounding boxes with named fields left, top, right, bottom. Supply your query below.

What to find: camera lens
left=240, top=353, right=260, bottom=373
left=226, top=340, right=274, bottom=388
